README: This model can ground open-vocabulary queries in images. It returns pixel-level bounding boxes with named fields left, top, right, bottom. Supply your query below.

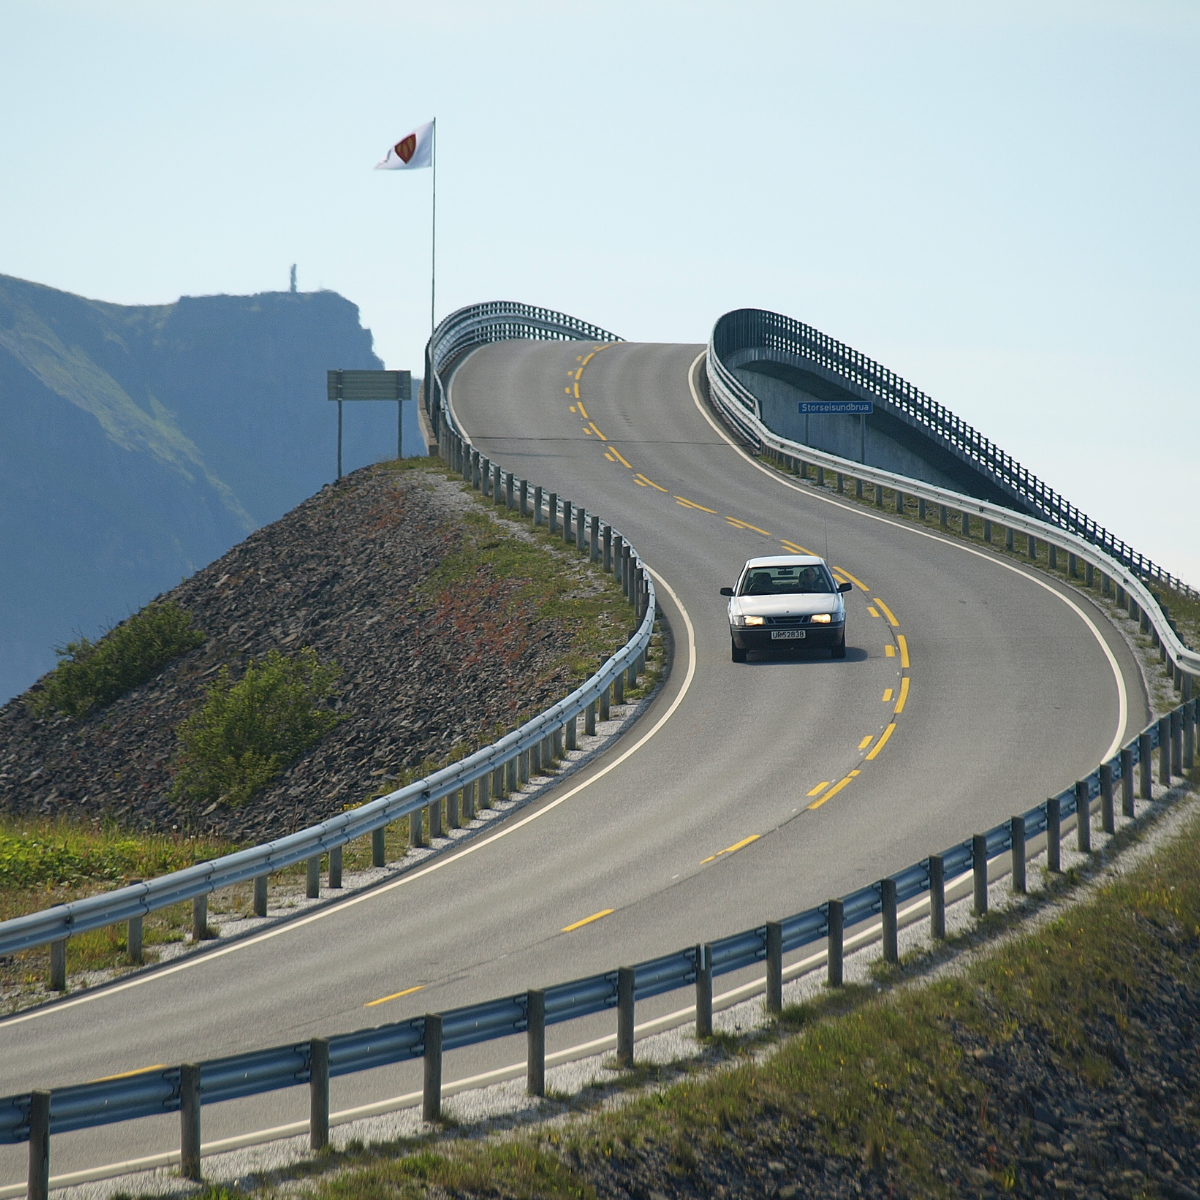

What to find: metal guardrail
left=711, top=308, right=1197, bottom=601
left=707, top=317, right=1200, bottom=682
left=0, top=304, right=649, bottom=965
left=2, top=302, right=1198, bottom=1197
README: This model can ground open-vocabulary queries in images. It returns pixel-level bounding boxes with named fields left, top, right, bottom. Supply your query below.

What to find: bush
left=171, top=648, right=343, bottom=807
left=29, top=601, right=204, bottom=719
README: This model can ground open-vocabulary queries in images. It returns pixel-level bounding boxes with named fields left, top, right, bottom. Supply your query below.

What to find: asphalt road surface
left=0, top=339, right=1148, bottom=1185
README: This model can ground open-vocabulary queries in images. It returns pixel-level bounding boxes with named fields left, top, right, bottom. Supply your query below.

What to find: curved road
left=0, top=340, right=1148, bottom=1184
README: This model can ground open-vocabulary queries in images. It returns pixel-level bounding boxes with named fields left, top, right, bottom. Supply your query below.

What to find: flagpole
left=430, top=118, right=437, bottom=341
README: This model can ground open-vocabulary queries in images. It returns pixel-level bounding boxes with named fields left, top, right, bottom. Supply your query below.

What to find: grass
left=204, top=792, right=1200, bottom=1200
left=27, top=600, right=204, bottom=719
left=172, top=647, right=345, bottom=807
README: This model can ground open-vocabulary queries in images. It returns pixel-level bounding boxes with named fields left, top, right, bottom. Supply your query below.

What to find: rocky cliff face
left=0, top=274, right=410, bottom=702
left=0, top=464, right=589, bottom=845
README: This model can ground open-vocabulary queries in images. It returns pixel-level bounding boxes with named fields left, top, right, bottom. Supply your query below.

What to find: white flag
left=375, top=121, right=434, bottom=170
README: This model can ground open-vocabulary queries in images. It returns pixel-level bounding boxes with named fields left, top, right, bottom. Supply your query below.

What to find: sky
left=4, top=0, right=1198, bottom=585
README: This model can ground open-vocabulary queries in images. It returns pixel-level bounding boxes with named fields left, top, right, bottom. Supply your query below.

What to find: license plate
left=771, top=629, right=805, bottom=640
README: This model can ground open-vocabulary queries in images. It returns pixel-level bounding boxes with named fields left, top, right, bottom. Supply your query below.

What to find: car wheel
left=831, top=634, right=847, bottom=659
left=731, top=638, right=747, bottom=663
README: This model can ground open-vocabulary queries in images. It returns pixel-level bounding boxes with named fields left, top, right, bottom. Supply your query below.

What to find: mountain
left=0, top=273, right=417, bottom=703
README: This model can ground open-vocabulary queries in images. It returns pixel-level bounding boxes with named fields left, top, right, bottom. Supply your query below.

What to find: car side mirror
left=838, top=581, right=853, bottom=593
left=719, top=587, right=734, bottom=597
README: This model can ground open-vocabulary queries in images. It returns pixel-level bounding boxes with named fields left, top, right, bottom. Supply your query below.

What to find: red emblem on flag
left=394, top=134, right=417, bottom=163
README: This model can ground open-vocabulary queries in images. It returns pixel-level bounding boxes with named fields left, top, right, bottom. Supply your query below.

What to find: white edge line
left=685, top=351, right=1130, bottom=762
left=5, top=580, right=697, bottom=1029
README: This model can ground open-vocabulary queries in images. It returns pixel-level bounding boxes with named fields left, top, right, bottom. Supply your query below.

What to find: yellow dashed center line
left=834, top=566, right=869, bottom=591
left=365, top=984, right=424, bottom=1008
left=808, top=774, right=854, bottom=810
left=897, top=634, right=909, bottom=668
left=573, top=382, right=580, bottom=399
left=865, top=723, right=897, bottom=761
left=561, top=908, right=614, bottom=933
left=807, top=781, right=831, bottom=797
left=588, top=421, right=607, bottom=440
left=726, top=516, right=770, bottom=536
left=868, top=606, right=880, bottom=619
left=635, top=473, right=667, bottom=492
left=90, top=1063, right=168, bottom=1083
left=882, top=688, right=893, bottom=702
left=608, top=445, right=633, bottom=468
left=700, top=834, right=760, bottom=864
left=894, top=676, right=910, bottom=714
left=858, top=735, right=873, bottom=750
left=873, top=598, right=899, bottom=627
left=781, top=539, right=813, bottom=554
left=675, top=495, right=717, bottom=513
left=577, top=401, right=589, bottom=419
left=885, top=645, right=895, bottom=658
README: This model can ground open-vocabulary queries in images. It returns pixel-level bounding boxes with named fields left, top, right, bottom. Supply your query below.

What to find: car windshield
left=739, top=564, right=835, bottom=596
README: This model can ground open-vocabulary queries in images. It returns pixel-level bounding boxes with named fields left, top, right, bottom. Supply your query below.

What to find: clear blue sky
left=5, top=1, right=1197, bottom=583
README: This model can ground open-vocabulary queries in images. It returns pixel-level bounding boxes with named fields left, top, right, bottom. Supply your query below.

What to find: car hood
left=730, top=595, right=844, bottom=617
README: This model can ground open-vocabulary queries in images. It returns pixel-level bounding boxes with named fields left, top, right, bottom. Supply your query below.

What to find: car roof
left=741, top=555, right=825, bottom=569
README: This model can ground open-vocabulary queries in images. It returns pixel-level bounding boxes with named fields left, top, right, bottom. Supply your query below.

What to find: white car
left=721, top=555, right=851, bottom=662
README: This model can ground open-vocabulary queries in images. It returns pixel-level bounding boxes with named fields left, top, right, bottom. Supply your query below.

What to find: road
left=0, top=339, right=1148, bottom=1185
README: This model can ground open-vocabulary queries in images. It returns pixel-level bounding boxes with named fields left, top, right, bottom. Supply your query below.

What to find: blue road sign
left=798, top=401, right=873, bottom=415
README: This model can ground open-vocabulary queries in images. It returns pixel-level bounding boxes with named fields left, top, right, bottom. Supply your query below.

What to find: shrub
left=28, top=601, right=204, bottom=719
left=171, top=648, right=343, bottom=807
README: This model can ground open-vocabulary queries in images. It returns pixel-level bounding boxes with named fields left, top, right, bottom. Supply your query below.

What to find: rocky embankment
left=0, top=464, right=595, bottom=845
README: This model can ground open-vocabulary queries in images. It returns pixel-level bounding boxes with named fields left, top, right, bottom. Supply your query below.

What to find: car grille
left=765, top=615, right=810, bottom=627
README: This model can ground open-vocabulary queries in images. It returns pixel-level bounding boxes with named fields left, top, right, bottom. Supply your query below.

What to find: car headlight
left=743, top=615, right=765, bottom=626
left=810, top=613, right=833, bottom=624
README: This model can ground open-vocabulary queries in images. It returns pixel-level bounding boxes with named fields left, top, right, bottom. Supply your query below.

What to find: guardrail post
left=589, top=513, right=600, bottom=562
left=533, top=484, right=543, bottom=526
left=612, top=535, right=622, bottom=583
left=584, top=698, right=598, bottom=735
left=430, top=794, right=443, bottom=839
left=826, top=900, right=844, bottom=987
left=478, top=770, right=490, bottom=813
left=816, top=465, right=825, bottom=488
left=410, top=809, right=424, bottom=848
left=939, top=505, right=948, bottom=529
left=500, top=759, right=512, bottom=795
left=254, top=874, right=268, bottom=917
left=28, top=1089, right=50, bottom=1200
left=565, top=714, right=577, bottom=752
left=961, top=511, right=971, bottom=538
left=1100, top=763, right=1115, bottom=834
left=929, top=855, right=945, bottom=939
left=599, top=681, right=610, bottom=721
left=875, top=484, right=884, bottom=508
left=548, top=492, right=558, bottom=535
left=765, top=921, right=783, bottom=1013
left=577, top=506, right=586, bottom=551
left=519, top=479, right=528, bottom=517
left=1068, top=551, right=1077, bottom=578
left=617, top=966, right=635, bottom=1067
left=562, top=499, right=572, bottom=544
left=836, top=471, right=844, bottom=494
left=1011, top=817, right=1026, bottom=894
left=1159, top=716, right=1171, bottom=785
left=603, top=524, right=612, bottom=570
left=1075, top=781, right=1091, bottom=853
left=695, top=944, right=713, bottom=1038
left=505, top=471, right=514, bottom=510
left=193, top=894, right=208, bottom=942
left=480, top=456, right=490, bottom=496
left=367, top=825, right=384, bottom=867
left=526, top=989, right=545, bottom=1096
left=329, top=846, right=342, bottom=889
left=1048, top=544, right=1058, bottom=570
left=530, top=740, right=541, bottom=776
left=918, top=497, right=926, bottom=520
left=627, top=657, right=638, bottom=692
left=128, top=914, right=143, bottom=964
left=307, top=856, right=320, bottom=899
left=447, top=788, right=459, bottom=830
left=1028, top=534, right=1037, bottom=559
left=422, top=1015, right=442, bottom=1122
left=462, top=780, right=475, bottom=821
left=983, top=518, right=991, bottom=543
left=855, top=478, right=863, bottom=499
left=310, top=1037, right=329, bottom=1150
left=180, top=1062, right=201, bottom=1180
left=1185, top=700, right=1195, bottom=771
left=972, top=834, right=988, bottom=916
left=1101, top=571, right=1110, bottom=596
left=1046, top=797, right=1061, bottom=872
left=1139, top=732, right=1152, bottom=799
left=1006, top=527, right=1014, bottom=552
left=893, top=489, right=902, bottom=513
left=880, top=877, right=897, bottom=964
left=614, top=669, right=625, bottom=705
left=1171, top=708, right=1182, bottom=777
left=1121, top=746, right=1135, bottom=816
left=1085, top=562, right=1094, bottom=587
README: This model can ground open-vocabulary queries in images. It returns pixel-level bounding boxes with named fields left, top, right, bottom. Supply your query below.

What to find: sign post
left=327, top=370, right=412, bottom=479
left=798, top=400, right=873, bottom=464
